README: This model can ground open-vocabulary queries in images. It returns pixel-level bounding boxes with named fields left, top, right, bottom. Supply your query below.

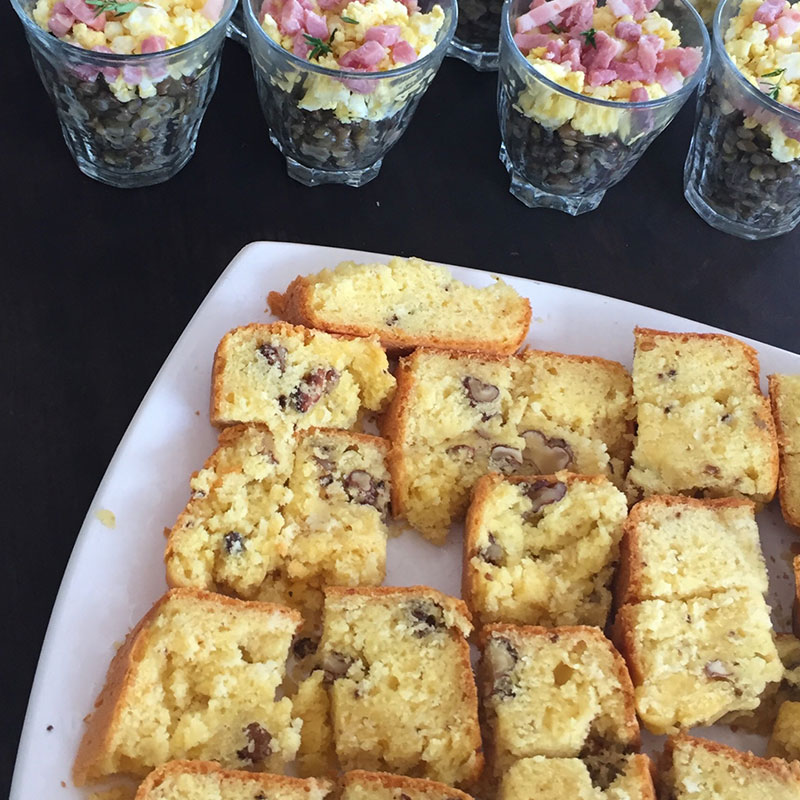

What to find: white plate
left=11, top=241, right=800, bottom=799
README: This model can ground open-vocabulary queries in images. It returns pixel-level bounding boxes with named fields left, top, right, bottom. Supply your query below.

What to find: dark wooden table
left=3, top=5, right=799, bottom=792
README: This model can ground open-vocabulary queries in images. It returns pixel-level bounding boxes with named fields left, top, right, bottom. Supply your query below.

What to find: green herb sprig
left=86, top=0, right=137, bottom=17
left=340, top=15, right=359, bottom=23
left=580, top=27, right=597, bottom=47
left=304, top=33, right=333, bottom=59
left=762, top=67, right=786, bottom=100
left=547, top=21, right=563, bottom=33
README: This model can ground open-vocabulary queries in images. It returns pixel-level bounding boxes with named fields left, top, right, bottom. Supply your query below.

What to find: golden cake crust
left=341, top=770, right=475, bottom=800
left=769, top=374, right=800, bottom=529
left=135, top=760, right=334, bottom=799
left=615, top=495, right=762, bottom=607
left=267, top=258, right=532, bottom=355
left=73, top=589, right=301, bottom=786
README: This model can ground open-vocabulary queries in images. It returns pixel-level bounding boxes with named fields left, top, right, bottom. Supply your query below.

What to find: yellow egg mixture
left=725, top=0, right=800, bottom=160
left=262, top=0, right=445, bottom=121
left=517, top=7, right=678, bottom=138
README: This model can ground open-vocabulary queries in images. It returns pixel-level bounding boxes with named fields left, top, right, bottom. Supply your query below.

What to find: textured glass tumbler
left=498, top=0, right=709, bottom=214
left=11, top=0, right=235, bottom=188
left=684, top=0, right=800, bottom=239
left=449, top=0, right=502, bottom=71
left=244, top=0, right=456, bottom=187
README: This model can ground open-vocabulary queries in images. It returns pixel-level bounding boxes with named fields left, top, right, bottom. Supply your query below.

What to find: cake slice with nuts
left=661, top=734, right=800, bottom=800
left=73, top=589, right=302, bottom=785
left=464, top=473, right=628, bottom=628
left=613, top=588, right=783, bottom=734
left=165, top=425, right=392, bottom=615
left=135, top=761, right=334, bottom=800
left=626, top=328, right=778, bottom=504
left=383, top=348, right=633, bottom=543
left=297, top=586, right=483, bottom=788
left=770, top=374, right=800, bottom=529
left=210, top=322, right=395, bottom=431
left=268, top=256, right=532, bottom=355
left=498, top=754, right=656, bottom=800
left=341, top=770, right=475, bottom=800
left=478, top=624, right=639, bottom=779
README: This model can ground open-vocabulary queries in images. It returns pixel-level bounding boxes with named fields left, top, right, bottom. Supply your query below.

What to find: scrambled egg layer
left=725, top=0, right=800, bottom=160
left=262, top=0, right=444, bottom=121
left=517, top=8, right=678, bottom=137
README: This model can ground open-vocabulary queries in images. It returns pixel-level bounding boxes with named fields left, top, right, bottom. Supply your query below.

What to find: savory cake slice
left=341, top=770, right=475, bottom=800
left=498, top=754, right=656, bottom=800
left=770, top=374, right=800, bottom=529
left=769, top=701, right=800, bottom=761
left=73, top=589, right=302, bottom=785
left=614, top=588, right=783, bottom=734
left=210, top=322, right=395, bottom=430
left=463, top=472, right=628, bottom=628
left=626, top=328, right=778, bottom=504
left=165, top=426, right=392, bottom=616
left=383, top=348, right=633, bottom=543
left=478, top=624, right=639, bottom=778
left=135, top=761, right=334, bottom=800
left=304, top=586, right=483, bottom=788
left=661, top=734, right=800, bottom=799
left=615, top=495, right=768, bottom=606
left=267, top=256, right=532, bottom=355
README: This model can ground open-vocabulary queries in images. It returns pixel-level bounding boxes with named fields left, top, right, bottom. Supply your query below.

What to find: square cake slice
left=267, top=256, right=532, bottom=355
left=626, top=328, right=778, bottom=504
left=478, top=624, right=639, bottom=778
left=312, top=586, right=483, bottom=787
left=769, top=701, right=800, bottom=761
left=615, top=495, right=768, bottom=606
left=770, top=374, right=800, bottom=529
left=498, top=755, right=655, bottom=800
left=135, top=761, right=334, bottom=800
left=73, top=589, right=302, bottom=785
left=165, top=426, right=392, bottom=615
left=463, top=473, right=628, bottom=628
left=383, top=348, right=633, bottom=543
left=341, top=770, right=475, bottom=800
left=662, top=734, right=800, bottom=800
left=613, top=588, right=783, bottom=734
left=210, top=322, right=395, bottom=430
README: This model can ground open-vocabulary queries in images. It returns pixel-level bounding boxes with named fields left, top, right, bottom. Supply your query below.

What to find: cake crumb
left=95, top=509, right=116, bottom=529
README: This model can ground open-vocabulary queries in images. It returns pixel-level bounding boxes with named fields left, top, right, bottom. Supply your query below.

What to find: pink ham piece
left=560, top=0, right=592, bottom=31
left=514, top=31, right=553, bottom=50
left=544, top=37, right=563, bottom=58
left=338, top=40, right=387, bottom=68
left=656, top=66, right=683, bottom=92
left=92, top=45, right=120, bottom=81
left=86, top=11, right=106, bottom=29
left=612, top=59, right=646, bottom=80
left=391, top=38, right=417, bottom=62
left=365, top=24, right=402, bottom=46
left=516, top=0, right=582, bottom=31
left=635, top=34, right=660, bottom=80
left=293, top=30, right=311, bottom=55
left=64, top=0, right=98, bottom=24
left=560, top=37, right=583, bottom=70
left=317, top=0, right=342, bottom=8
left=398, top=0, right=419, bottom=11
left=141, top=34, right=167, bottom=52
left=615, top=21, right=641, bottom=41
left=304, top=9, right=329, bottom=37
left=587, top=67, right=617, bottom=84
left=754, top=0, right=787, bottom=23
left=658, top=45, right=701, bottom=76
left=279, top=0, right=305, bottom=34
left=122, top=65, right=143, bottom=83
left=48, top=2, right=75, bottom=36
left=201, top=0, right=223, bottom=20
left=260, top=0, right=280, bottom=20
left=608, top=0, right=647, bottom=20
left=630, top=86, right=649, bottom=101
left=583, top=30, right=620, bottom=70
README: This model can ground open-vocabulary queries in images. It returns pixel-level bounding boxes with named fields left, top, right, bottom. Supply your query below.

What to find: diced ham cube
left=583, top=30, right=620, bottom=70
left=615, top=21, right=641, bottom=40
left=64, top=0, right=97, bottom=24
left=612, top=58, right=646, bottom=80
left=341, top=76, right=375, bottom=93
left=518, top=0, right=582, bottom=29
left=260, top=0, right=279, bottom=20
left=293, top=30, right=311, bottom=55
left=754, top=0, right=787, bottom=23
left=122, top=65, right=143, bottom=83
left=514, top=31, right=553, bottom=51
left=398, top=0, right=418, bottom=11
left=607, top=0, right=633, bottom=17
left=48, top=4, right=75, bottom=36
left=545, top=37, right=563, bottom=59
left=391, top=39, right=417, bottom=63
left=338, top=40, right=387, bottom=68
left=279, top=0, right=305, bottom=34
left=73, top=62, right=100, bottom=81
left=636, top=34, right=659, bottom=79
left=317, top=0, right=342, bottom=8
left=560, top=0, right=593, bottom=31
left=561, top=37, right=583, bottom=70
left=365, top=24, right=402, bottom=46
left=659, top=45, right=702, bottom=76
left=587, top=67, right=617, bottom=84
left=92, top=45, right=120, bottom=82
left=656, top=66, right=683, bottom=92
left=201, top=0, right=224, bottom=20
left=87, top=11, right=106, bottom=29
left=304, top=9, right=329, bottom=37
left=630, top=86, right=649, bottom=101
left=141, top=34, right=167, bottom=52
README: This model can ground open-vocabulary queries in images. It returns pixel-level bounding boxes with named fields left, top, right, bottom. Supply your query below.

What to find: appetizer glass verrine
left=684, top=0, right=800, bottom=239
left=11, top=0, right=236, bottom=188
left=244, top=0, right=457, bottom=187
left=498, top=0, right=710, bottom=214
left=449, top=0, right=502, bottom=70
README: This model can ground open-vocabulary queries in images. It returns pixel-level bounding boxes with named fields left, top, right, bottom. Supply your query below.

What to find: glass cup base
left=72, top=143, right=196, bottom=188
left=448, top=37, right=499, bottom=71
left=283, top=153, right=383, bottom=187
left=683, top=179, right=794, bottom=240
left=500, top=144, right=605, bottom=214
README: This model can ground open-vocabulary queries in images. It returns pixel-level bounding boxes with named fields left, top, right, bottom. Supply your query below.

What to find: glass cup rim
left=712, top=0, right=800, bottom=123
left=244, top=0, right=457, bottom=80
left=500, top=0, right=711, bottom=109
left=9, top=0, right=237, bottom=60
